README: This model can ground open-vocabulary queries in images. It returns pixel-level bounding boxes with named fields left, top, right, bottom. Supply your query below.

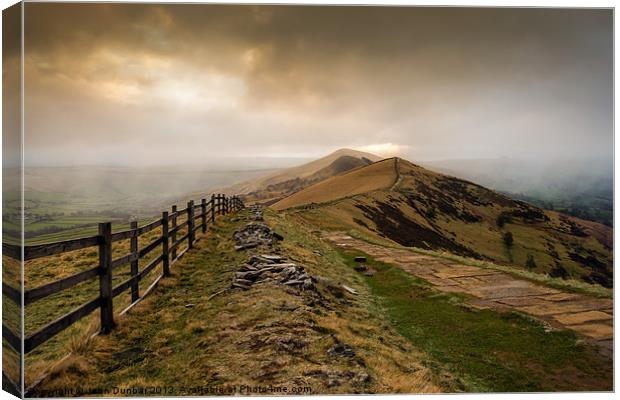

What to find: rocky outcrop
left=231, top=206, right=316, bottom=293
left=231, top=255, right=317, bottom=293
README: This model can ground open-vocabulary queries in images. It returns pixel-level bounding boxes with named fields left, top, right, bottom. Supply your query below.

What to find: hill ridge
left=275, top=156, right=613, bottom=288
left=223, top=148, right=383, bottom=204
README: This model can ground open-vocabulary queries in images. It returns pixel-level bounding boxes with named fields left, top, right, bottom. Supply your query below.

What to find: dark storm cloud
left=19, top=4, right=612, bottom=164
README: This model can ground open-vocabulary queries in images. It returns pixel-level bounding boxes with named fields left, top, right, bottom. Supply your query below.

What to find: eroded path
left=389, top=158, right=402, bottom=191
left=323, top=232, right=613, bottom=354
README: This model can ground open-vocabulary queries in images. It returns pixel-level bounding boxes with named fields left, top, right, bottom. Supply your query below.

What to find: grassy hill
left=423, top=158, right=613, bottom=227
left=272, top=158, right=613, bottom=288
left=30, top=208, right=612, bottom=394
left=225, top=149, right=382, bottom=204
left=272, top=158, right=395, bottom=210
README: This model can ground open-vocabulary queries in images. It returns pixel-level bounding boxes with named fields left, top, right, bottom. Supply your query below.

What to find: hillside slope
left=224, top=149, right=381, bottom=204
left=272, top=158, right=396, bottom=210
left=32, top=208, right=612, bottom=394
left=273, top=158, right=613, bottom=288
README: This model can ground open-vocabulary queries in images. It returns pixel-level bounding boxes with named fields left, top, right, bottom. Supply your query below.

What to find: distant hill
left=273, top=157, right=613, bottom=288
left=225, top=148, right=381, bottom=204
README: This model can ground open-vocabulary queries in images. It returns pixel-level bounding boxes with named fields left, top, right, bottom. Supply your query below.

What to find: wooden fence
left=2, top=194, right=244, bottom=355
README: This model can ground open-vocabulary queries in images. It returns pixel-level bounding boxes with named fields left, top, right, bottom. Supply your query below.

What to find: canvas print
left=1, top=2, right=614, bottom=397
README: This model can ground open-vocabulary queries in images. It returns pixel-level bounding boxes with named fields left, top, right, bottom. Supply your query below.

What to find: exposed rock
left=232, top=208, right=282, bottom=250
left=261, top=254, right=283, bottom=262
left=342, top=285, right=358, bottom=295
left=230, top=213, right=322, bottom=297
left=234, top=242, right=259, bottom=251
left=328, top=343, right=356, bottom=358
left=354, top=256, right=367, bottom=263
left=232, top=282, right=251, bottom=290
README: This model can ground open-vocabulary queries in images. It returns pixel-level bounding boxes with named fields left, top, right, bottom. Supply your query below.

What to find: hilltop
left=272, top=157, right=613, bottom=288
left=224, top=149, right=381, bottom=204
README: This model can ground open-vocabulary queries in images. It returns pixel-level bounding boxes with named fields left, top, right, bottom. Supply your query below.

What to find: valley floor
left=31, top=208, right=612, bottom=395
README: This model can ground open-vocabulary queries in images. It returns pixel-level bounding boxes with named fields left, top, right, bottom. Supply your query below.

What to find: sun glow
left=356, top=142, right=407, bottom=157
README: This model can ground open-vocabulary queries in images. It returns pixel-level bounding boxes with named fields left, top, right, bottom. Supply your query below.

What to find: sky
left=14, top=4, right=613, bottom=166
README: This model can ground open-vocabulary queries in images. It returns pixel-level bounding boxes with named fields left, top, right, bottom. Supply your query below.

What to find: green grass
left=337, top=249, right=612, bottom=392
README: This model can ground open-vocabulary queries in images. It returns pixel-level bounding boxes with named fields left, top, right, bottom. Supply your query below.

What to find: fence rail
left=2, top=194, right=244, bottom=354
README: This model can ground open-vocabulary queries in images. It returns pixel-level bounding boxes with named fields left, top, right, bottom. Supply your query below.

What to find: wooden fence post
left=171, top=205, right=177, bottom=260
left=187, top=200, right=195, bottom=248
left=162, top=211, right=170, bottom=276
left=225, top=196, right=229, bottom=214
left=201, top=198, right=207, bottom=233
left=130, top=221, right=139, bottom=302
left=98, top=222, right=115, bottom=333
left=210, top=194, right=216, bottom=223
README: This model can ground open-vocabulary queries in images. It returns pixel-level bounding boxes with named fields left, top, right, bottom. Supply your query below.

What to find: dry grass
left=23, top=214, right=193, bottom=387
left=272, top=159, right=396, bottom=210
left=32, top=209, right=443, bottom=395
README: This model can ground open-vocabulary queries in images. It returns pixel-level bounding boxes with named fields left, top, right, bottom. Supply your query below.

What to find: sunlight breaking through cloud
left=356, top=143, right=408, bottom=158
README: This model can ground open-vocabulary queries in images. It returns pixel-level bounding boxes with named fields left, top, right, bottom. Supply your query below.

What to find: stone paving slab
left=538, top=293, right=583, bottom=302
left=471, top=285, right=561, bottom=300
left=423, top=276, right=461, bottom=286
left=433, top=269, right=494, bottom=279
left=473, top=273, right=520, bottom=285
left=449, top=276, right=483, bottom=287
left=394, top=256, right=437, bottom=263
left=322, top=232, right=614, bottom=347
left=495, top=296, right=545, bottom=307
left=553, top=311, right=612, bottom=326
left=518, top=299, right=612, bottom=317
left=571, top=323, right=613, bottom=340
